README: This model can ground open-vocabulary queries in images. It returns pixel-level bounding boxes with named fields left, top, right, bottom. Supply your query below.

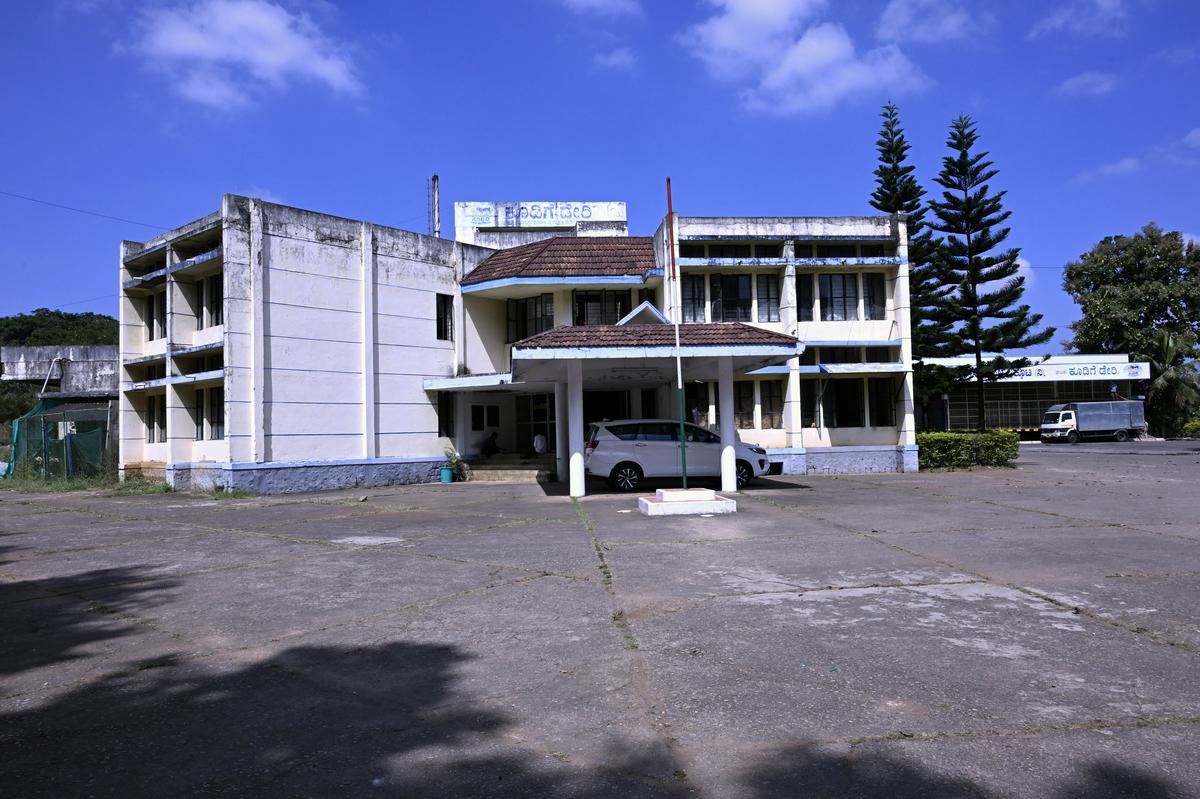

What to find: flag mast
left=667, top=177, right=688, bottom=489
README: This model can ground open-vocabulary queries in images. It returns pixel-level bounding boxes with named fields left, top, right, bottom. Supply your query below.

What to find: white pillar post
left=718, top=357, right=736, bottom=492
left=555, top=381, right=568, bottom=483
left=567, top=361, right=585, bottom=497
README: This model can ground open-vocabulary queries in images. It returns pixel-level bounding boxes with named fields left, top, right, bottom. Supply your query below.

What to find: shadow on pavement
left=1, top=547, right=178, bottom=677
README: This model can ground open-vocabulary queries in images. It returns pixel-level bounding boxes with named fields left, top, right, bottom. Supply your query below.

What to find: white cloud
left=1056, top=71, right=1118, bottom=96
left=1030, top=0, right=1127, bottom=38
left=680, top=0, right=927, bottom=114
left=877, top=0, right=986, bottom=44
left=1183, top=232, right=1200, bottom=248
left=560, top=0, right=641, bottom=15
left=133, top=0, right=361, bottom=109
left=1015, top=256, right=1035, bottom=287
left=592, top=47, right=637, bottom=70
left=1184, top=128, right=1200, bottom=148
left=1072, top=156, right=1140, bottom=182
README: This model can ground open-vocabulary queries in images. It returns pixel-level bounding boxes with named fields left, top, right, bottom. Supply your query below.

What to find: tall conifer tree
left=928, top=115, right=1054, bottom=430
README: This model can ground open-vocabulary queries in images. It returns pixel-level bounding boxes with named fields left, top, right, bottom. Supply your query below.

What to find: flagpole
left=666, top=177, right=687, bottom=489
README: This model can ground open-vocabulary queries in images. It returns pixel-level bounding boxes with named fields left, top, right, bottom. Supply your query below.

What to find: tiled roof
left=462, top=236, right=656, bottom=285
left=513, top=323, right=799, bottom=349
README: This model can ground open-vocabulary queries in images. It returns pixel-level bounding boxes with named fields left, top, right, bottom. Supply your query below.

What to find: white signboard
left=454, top=201, right=626, bottom=244
left=1002, top=361, right=1150, bottom=383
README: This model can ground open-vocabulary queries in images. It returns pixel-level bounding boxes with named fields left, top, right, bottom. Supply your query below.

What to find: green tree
left=1062, top=224, right=1200, bottom=361
left=927, top=115, right=1054, bottom=430
left=1142, top=331, right=1200, bottom=437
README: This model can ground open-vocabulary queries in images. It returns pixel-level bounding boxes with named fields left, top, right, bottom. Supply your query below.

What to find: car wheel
left=609, top=462, right=643, bottom=492
left=1114, top=429, right=1129, bottom=442
left=735, top=460, right=754, bottom=488
left=1067, top=430, right=1079, bottom=444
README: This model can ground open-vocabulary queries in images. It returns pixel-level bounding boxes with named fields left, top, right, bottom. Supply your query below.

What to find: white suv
left=583, top=419, right=771, bottom=491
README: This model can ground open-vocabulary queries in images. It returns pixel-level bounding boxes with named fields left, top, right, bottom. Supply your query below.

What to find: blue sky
left=2, top=0, right=1197, bottom=353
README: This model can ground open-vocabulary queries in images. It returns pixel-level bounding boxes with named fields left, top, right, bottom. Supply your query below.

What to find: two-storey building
left=117, top=195, right=915, bottom=495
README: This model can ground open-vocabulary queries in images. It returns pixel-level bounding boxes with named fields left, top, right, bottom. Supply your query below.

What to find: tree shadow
left=1, top=641, right=691, bottom=797
left=738, top=741, right=1189, bottom=799
left=1, top=550, right=178, bottom=677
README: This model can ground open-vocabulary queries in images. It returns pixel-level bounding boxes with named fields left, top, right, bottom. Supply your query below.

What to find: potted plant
left=441, top=446, right=469, bottom=483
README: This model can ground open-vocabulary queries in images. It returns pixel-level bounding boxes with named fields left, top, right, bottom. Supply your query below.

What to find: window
left=865, top=346, right=894, bottom=363
left=823, top=379, right=865, bottom=428
left=869, top=377, right=896, bottom=427
left=637, top=422, right=677, bottom=441
left=798, top=273, right=814, bottom=322
left=816, top=244, right=858, bottom=259
left=145, top=292, right=166, bottom=341
left=800, top=381, right=817, bottom=427
left=756, top=274, right=780, bottom=322
left=679, top=243, right=705, bottom=258
left=436, top=293, right=454, bottom=341
left=681, top=275, right=706, bottom=323
left=685, top=382, right=709, bottom=425
left=683, top=424, right=719, bottom=443
left=863, top=273, right=887, bottom=320
left=820, top=347, right=860, bottom=364
left=471, top=404, right=500, bottom=432
left=193, top=388, right=224, bottom=440
left=861, top=244, right=887, bottom=258
left=196, top=274, right=223, bottom=330
left=438, top=392, right=455, bottom=437
left=819, top=274, right=859, bottom=321
left=573, top=289, right=631, bottom=326
left=637, top=288, right=655, bottom=306
left=755, top=243, right=781, bottom=258
left=761, top=381, right=784, bottom=429
left=145, top=394, right=166, bottom=443
left=708, top=243, right=752, bottom=258
left=710, top=274, right=752, bottom=322
left=794, top=243, right=814, bottom=258
left=607, top=423, right=640, bottom=441
left=734, top=381, right=755, bottom=429
left=506, top=294, right=554, bottom=342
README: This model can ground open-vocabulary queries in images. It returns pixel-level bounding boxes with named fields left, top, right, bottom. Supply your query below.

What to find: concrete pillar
left=567, top=361, right=585, bottom=497
left=248, top=200, right=266, bottom=463
left=718, top=357, right=736, bottom=492
left=454, top=392, right=470, bottom=455
left=893, top=214, right=917, bottom=449
left=554, top=381, right=568, bottom=483
left=360, top=222, right=378, bottom=458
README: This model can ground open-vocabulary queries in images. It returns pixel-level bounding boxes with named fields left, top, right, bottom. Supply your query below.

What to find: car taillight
left=586, top=438, right=599, bottom=450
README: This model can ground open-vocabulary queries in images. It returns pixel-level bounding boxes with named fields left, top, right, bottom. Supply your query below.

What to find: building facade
left=117, top=195, right=916, bottom=494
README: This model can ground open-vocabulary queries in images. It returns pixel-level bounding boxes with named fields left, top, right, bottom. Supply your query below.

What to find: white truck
left=1040, top=401, right=1146, bottom=444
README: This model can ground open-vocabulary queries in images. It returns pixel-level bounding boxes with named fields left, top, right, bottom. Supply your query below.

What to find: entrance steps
left=467, top=454, right=557, bottom=483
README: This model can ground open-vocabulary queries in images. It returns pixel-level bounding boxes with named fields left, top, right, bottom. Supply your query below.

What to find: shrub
left=1182, top=420, right=1200, bottom=439
left=917, top=430, right=1020, bottom=469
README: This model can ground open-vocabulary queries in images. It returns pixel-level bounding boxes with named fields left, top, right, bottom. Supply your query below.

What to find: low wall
left=157, top=457, right=444, bottom=494
left=775, top=445, right=918, bottom=475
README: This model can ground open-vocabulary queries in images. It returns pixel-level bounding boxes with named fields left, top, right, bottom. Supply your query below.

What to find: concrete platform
left=638, top=487, right=737, bottom=516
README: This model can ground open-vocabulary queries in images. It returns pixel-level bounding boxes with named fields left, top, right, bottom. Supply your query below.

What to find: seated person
left=532, top=432, right=547, bottom=455
left=481, top=431, right=501, bottom=459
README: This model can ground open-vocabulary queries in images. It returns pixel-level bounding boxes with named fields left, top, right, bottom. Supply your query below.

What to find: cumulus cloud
left=1184, top=128, right=1200, bottom=148
left=1030, top=0, right=1127, bottom=38
left=1056, top=71, right=1118, bottom=96
left=877, top=0, right=987, bottom=44
left=1014, top=256, right=1036, bottom=287
left=133, top=0, right=361, bottom=109
left=1072, top=156, right=1140, bottom=182
left=560, top=0, right=641, bottom=15
left=592, top=47, right=637, bottom=70
left=680, top=0, right=927, bottom=114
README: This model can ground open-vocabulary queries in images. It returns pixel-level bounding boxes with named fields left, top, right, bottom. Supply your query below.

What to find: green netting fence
left=2, top=400, right=114, bottom=480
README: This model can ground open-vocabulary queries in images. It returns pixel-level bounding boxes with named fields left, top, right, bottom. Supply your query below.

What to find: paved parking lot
left=2, top=440, right=1199, bottom=797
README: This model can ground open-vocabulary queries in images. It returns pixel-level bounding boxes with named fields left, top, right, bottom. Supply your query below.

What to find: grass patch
left=0, top=474, right=117, bottom=493
left=210, top=488, right=257, bottom=500
left=108, top=477, right=173, bottom=496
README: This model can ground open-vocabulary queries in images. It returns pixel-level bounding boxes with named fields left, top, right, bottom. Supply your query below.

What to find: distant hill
left=0, top=308, right=118, bottom=346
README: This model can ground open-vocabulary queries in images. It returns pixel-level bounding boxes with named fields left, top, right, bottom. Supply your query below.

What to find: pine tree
left=927, top=115, right=1054, bottom=430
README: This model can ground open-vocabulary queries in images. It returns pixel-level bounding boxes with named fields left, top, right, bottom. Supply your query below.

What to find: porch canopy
left=510, top=322, right=802, bottom=497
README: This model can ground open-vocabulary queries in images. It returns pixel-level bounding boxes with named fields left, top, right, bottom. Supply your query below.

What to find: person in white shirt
left=532, top=432, right=547, bottom=454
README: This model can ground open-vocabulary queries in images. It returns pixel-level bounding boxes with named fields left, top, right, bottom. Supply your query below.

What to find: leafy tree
left=1142, top=331, right=1200, bottom=437
left=1062, top=224, right=1200, bottom=361
left=927, top=115, right=1054, bottom=430
left=0, top=308, right=118, bottom=347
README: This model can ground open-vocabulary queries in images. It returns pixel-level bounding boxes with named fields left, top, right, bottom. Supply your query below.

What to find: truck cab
left=1040, top=406, right=1076, bottom=442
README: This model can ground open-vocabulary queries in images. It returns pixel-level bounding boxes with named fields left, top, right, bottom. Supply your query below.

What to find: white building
left=118, top=195, right=916, bottom=495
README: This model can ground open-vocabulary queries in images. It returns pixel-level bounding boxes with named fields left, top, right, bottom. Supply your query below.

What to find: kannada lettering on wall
left=1005, top=362, right=1150, bottom=383
left=459, top=202, right=625, bottom=230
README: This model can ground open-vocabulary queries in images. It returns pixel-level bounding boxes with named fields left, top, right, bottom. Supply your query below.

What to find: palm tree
left=1143, top=331, right=1200, bottom=437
